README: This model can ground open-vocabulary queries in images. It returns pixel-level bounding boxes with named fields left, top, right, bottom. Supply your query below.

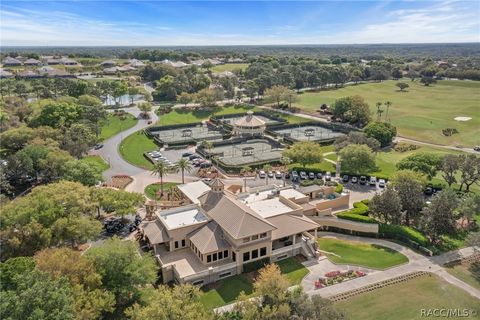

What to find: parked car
left=200, top=162, right=212, bottom=168
left=299, top=171, right=307, bottom=180
left=369, top=176, right=377, bottom=186
left=291, top=171, right=298, bottom=181
left=351, top=176, right=358, bottom=183
left=342, top=175, right=349, bottom=183
left=325, top=172, right=332, bottom=181
left=182, top=152, right=193, bottom=157
left=378, top=179, right=386, bottom=188
left=284, top=172, right=291, bottom=179
left=259, top=170, right=266, bottom=178
left=94, top=143, right=104, bottom=150
left=316, top=172, right=323, bottom=179
left=308, top=172, right=315, bottom=179
left=424, top=186, right=434, bottom=196
left=189, top=154, right=200, bottom=160
left=275, top=171, right=282, bottom=179
left=359, top=176, right=367, bottom=185
left=267, top=171, right=274, bottom=178
left=474, top=146, right=480, bottom=152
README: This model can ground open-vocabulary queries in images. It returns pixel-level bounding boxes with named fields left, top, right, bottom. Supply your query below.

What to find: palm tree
left=384, top=101, right=392, bottom=122
left=175, top=158, right=192, bottom=184
left=240, top=165, right=252, bottom=191
left=151, top=161, right=170, bottom=197
left=375, top=102, right=383, bottom=122
left=280, top=157, right=292, bottom=187
left=263, top=164, right=273, bottom=186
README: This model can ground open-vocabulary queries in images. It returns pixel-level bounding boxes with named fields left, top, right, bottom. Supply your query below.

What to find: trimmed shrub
left=242, top=258, right=270, bottom=273
left=379, top=224, right=428, bottom=246
left=336, top=212, right=378, bottom=223
left=335, top=184, right=344, bottom=193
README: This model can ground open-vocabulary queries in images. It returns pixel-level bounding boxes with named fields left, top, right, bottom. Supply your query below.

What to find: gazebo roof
left=234, top=111, right=266, bottom=128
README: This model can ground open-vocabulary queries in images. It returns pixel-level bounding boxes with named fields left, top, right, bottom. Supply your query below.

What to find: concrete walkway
left=304, top=233, right=480, bottom=300
left=215, top=235, right=479, bottom=314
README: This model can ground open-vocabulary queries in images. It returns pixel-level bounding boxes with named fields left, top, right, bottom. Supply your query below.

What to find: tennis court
left=272, top=125, right=344, bottom=142
left=205, top=139, right=284, bottom=166
left=150, top=125, right=223, bottom=144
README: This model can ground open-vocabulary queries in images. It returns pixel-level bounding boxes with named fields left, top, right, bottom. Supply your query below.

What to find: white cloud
left=0, top=1, right=478, bottom=46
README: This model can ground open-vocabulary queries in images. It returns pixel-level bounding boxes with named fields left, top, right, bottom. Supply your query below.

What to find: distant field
left=296, top=80, right=480, bottom=147
left=335, top=274, right=480, bottom=320
left=211, top=63, right=249, bottom=72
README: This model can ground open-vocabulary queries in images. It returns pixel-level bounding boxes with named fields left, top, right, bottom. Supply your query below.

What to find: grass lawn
left=276, top=257, right=309, bottom=285
left=318, top=238, right=408, bottom=269
left=446, top=263, right=480, bottom=290
left=211, top=63, right=249, bottom=73
left=289, top=160, right=336, bottom=173
left=158, top=105, right=260, bottom=125
left=200, top=257, right=308, bottom=309
left=79, top=155, right=110, bottom=172
left=119, top=130, right=158, bottom=169
left=334, top=274, right=480, bottom=320
left=99, top=114, right=138, bottom=141
left=144, top=182, right=179, bottom=200
left=296, top=80, right=480, bottom=147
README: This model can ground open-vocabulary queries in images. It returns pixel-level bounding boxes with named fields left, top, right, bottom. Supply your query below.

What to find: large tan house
left=140, top=179, right=321, bottom=285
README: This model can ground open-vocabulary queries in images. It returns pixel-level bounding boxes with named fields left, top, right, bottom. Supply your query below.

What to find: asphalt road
left=91, top=106, right=159, bottom=180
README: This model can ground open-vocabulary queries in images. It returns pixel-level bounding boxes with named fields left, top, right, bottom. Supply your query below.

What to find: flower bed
left=314, top=270, right=366, bottom=289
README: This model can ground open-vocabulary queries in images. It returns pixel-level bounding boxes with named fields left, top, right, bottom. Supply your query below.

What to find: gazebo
left=232, top=111, right=266, bottom=136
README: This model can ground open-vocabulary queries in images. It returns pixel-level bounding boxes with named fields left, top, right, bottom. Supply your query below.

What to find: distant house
left=38, top=66, right=72, bottom=78
left=2, top=57, right=22, bottom=67
left=158, top=59, right=189, bottom=68
left=0, top=69, right=14, bottom=78
left=17, top=70, right=41, bottom=79
left=47, top=58, right=61, bottom=65
left=59, top=57, right=79, bottom=66
left=24, top=58, right=42, bottom=66
left=100, top=60, right=116, bottom=68
left=129, top=59, right=146, bottom=68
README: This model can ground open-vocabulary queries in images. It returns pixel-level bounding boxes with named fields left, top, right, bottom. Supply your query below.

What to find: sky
left=1, top=1, right=479, bottom=46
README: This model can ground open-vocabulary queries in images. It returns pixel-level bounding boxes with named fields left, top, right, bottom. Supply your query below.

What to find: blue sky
left=1, top=1, right=479, bottom=46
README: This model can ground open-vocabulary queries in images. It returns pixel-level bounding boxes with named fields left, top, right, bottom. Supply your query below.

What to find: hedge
left=379, top=224, right=428, bottom=246
left=335, top=212, right=378, bottom=224
left=242, top=258, right=270, bottom=273
left=334, top=184, right=344, bottom=193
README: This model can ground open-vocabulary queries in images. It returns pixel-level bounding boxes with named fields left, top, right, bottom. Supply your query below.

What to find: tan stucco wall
left=315, top=193, right=350, bottom=211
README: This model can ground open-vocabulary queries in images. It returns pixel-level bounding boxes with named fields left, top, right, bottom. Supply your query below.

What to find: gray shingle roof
left=188, top=221, right=230, bottom=254
left=267, top=214, right=319, bottom=240
left=199, top=191, right=276, bottom=239
left=141, top=220, right=170, bottom=244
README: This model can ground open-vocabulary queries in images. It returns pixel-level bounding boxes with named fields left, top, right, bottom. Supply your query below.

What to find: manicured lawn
left=99, top=113, right=138, bottom=141
left=325, top=153, right=338, bottom=162
left=446, top=263, right=480, bottom=290
left=199, top=274, right=254, bottom=310
left=334, top=274, right=480, bottom=320
left=318, top=238, right=408, bottom=269
left=296, top=80, right=480, bottom=147
left=289, top=161, right=336, bottom=173
left=119, top=130, right=158, bottom=169
left=199, top=257, right=308, bottom=309
left=276, top=257, right=309, bottom=285
left=144, top=182, right=179, bottom=200
left=211, top=63, right=249, bottom=73
left=158, top=105, right=260, bottom=125
left=79, top=155, right=110, bottom=172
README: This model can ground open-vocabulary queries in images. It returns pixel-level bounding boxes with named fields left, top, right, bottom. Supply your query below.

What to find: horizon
left=1, top=1, right=480, bottom=46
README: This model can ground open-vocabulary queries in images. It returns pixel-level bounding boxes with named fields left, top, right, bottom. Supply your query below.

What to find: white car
left=275, top=171, right=282, bottom=179
left=325, top=172, right=332, bottom=181
left=369, top=176, right=377, bottom=186
left=267, top=171, right=274, bottom=178
left=259, top=170, right=266, bottom=178
left=378, top=179, right=386, bottom=188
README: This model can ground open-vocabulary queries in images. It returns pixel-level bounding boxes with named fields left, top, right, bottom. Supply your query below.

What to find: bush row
left=378, top=224, right=428, bottom=246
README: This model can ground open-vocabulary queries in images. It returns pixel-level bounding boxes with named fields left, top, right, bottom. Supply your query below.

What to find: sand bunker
left=454, top=116, right=472, bottom=121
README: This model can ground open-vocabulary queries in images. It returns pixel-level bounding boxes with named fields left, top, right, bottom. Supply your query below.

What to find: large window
left=224, top=250, right=229, bottom=258
left=243, top=252, right=250, bottom=262
left=218, top=251, right=223, bottom=259
left=233, top=252, right=236, bottom=262
left=243, top=237, right=250, bottom=243
left=251, top=234, right=258, bottom=240
left=252, top=249, right=259, bottom=259
left=260, top=247, right=267, bottom=257
left=260, top=233, right=267, bottom=238
left=174, top=241, right=179, bottom=249
left=182, top=239, right=186, bottom=247
left=207, top=255, right=212, bottom=263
